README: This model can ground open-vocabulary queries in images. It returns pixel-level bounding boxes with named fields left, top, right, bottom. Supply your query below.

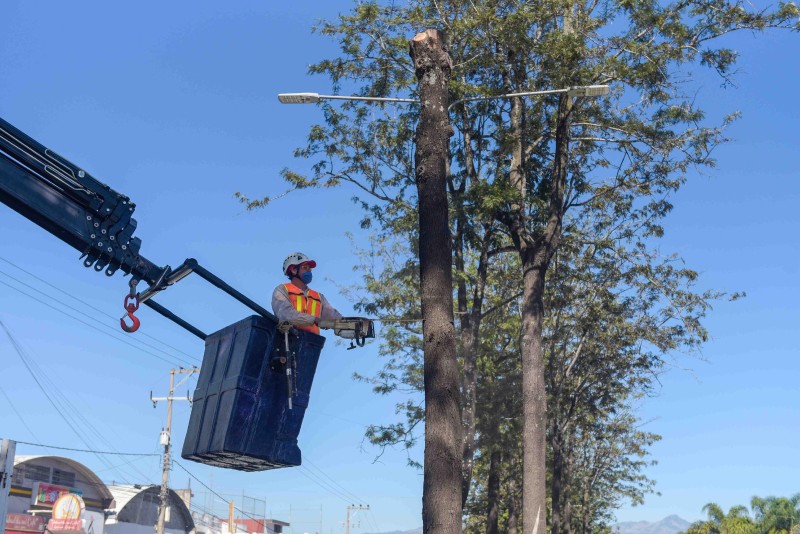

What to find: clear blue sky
left=0, top=2, right=797, bottom=532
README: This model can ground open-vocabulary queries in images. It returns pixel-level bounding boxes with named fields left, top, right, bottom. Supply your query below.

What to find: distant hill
left=613, top=514, right=692, bottom=534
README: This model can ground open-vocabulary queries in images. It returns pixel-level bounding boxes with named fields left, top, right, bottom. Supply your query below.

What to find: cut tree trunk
left=409, top=28, right=462, bottom=534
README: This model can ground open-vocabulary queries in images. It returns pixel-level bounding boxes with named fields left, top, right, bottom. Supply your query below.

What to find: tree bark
left=508, top=471, right=520, bottom=534
left=504, top=70, right=573, bottom=534
left=485, top=449, right=501, bottom=534
left=410, top=28, right=462, bottom=534
left=453, top=103, right=481, bottom=509
left=552, top=423, right=564, bottom=534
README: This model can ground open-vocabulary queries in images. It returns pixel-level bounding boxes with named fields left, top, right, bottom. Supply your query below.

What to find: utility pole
left=151, top=368, right=198, bottom=534
left=1, top=439, right=17, bottom=534
left=344, top=505, right=369, bottom=534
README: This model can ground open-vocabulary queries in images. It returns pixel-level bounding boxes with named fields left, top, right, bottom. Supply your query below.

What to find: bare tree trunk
left=485, top=449, right=501, bottom=534
left=505, top=83, right=573, bottom=534
left=508, top=473, right=520, bottom=534
left=552, top=423, right=564, bottom=534
left=520, top=258, right=549, bottom=534
left=581, top=477, right=591, bottom=534
left=563, top=439, right=574, bottom=534
left=454, top=106, right=487, bottom=509
left=410, top=28, right=461, bottom=534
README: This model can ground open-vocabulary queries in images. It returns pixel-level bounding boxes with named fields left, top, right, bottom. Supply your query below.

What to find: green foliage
left=681, top=495, right=800, bottom=534
left=239, top=0, right=796, bottom=529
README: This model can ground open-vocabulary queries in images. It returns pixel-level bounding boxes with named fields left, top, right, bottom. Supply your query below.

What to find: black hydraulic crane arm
left=0, top=116, right=276, bottom=340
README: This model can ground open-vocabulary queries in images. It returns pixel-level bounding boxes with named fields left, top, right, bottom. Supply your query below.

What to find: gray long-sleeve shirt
left=271, top=283, right=343, bottom=327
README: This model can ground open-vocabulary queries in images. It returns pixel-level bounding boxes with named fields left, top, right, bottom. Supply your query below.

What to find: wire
left=0, top=266, right=199, bottom=366
left=172, top=460, right=265, bottom=523
left=303, top=458, right=367, bottom=505
left=0, top=256, right=198, bottom=360
left=1, top=318, right=147, bottom=484
left=294, top=466, right=359, bottom=506
left=0, top=277, right=194, bottom=367
left=12, top=440, right=159, bottom=457
left=0, top=384, right=42, bottom=442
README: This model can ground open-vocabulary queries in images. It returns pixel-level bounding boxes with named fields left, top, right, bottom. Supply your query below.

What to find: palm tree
left=683, top=503, right=755, bottom=534
left=751, top=494, right=800, bottom=534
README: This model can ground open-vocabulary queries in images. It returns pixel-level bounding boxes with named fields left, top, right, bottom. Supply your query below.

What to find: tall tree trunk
left=485, top=449, right=501, bottom=534
left=581, top=476, right=591, bottom=534
left=506, top=85, right=573, bottom=534
left=520, top=257, right=549, bottom=534
left=563, top=437, right=574, bottom=534
left=455, top=105, right=486, bottom=510
left=508, top=472, right=520, bottom=534
left=410, top=29, right=462, bottom=534
left=552, top=422, right=564, bottom=534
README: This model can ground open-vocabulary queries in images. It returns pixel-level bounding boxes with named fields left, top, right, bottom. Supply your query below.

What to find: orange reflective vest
left=284, top=283, right=322, bottom=334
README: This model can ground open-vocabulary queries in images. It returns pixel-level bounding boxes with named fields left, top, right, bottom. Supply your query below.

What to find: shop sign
left=46, top=494, right=85, bottom=534
left=30, top=482, right=83, bottom=507
left=51, top=494, right=84, bottom=520
left=4, top=513, right=46, bottom=533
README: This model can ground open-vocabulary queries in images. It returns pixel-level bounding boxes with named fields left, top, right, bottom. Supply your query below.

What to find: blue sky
left=1, top=1, right=798, bottom=532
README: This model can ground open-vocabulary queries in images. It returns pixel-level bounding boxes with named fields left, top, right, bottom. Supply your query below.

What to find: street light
left=277, top=84, right=610, bottom=108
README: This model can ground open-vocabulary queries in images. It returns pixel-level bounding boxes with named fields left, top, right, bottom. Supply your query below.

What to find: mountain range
left=613, top=514, right=692, bottom=534
left=363, top=515, right=690, bottom=534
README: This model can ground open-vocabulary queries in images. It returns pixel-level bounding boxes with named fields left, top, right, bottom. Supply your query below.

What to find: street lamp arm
left=279, top=85, right=608, bottom=107
left=278, top=92, right=419, bottom=105
left=447, top=85, right=610, bottom=111
left=448, top=88, right=569, bottom=111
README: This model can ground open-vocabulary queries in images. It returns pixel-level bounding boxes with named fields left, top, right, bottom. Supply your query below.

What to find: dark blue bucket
left=181, top=315, right=325, bottom=471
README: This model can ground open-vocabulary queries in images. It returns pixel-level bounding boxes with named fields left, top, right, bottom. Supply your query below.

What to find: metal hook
left=120, top=294, right=141, bottom=332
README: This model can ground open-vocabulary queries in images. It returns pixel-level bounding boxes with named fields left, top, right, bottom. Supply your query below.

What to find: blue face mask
left=300, top=271, right=313, bottom=284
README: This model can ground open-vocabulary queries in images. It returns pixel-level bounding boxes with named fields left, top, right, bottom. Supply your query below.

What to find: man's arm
left=318, top=292, right=344, bottom=322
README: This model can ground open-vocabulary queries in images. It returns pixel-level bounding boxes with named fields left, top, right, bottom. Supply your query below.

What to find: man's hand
left=317, top=319, right=336, bottom=330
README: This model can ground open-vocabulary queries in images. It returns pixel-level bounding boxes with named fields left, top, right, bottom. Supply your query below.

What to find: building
left=4, top=454, right=284, bottom=534
left=105, top=485, right=193, bottom=534
left=8, top=455, right=115, bottom=534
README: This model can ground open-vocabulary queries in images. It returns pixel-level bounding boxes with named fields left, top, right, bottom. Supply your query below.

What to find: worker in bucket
left=272, top=252, right=343, bottom=334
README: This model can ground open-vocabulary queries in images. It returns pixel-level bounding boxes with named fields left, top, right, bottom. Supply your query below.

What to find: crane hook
left=120, top=294, right=141, bottom=333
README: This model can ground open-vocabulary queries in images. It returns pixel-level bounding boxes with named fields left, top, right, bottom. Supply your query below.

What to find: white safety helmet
left=282, top=252, right=316, bottom=275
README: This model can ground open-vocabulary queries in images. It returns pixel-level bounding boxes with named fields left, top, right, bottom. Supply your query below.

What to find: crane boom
left=0, top=116, right=168, bottom=284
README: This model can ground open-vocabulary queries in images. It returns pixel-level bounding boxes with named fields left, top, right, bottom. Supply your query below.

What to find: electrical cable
left=12, top=440, right=159, bottom=456
left=303, top=458, right=367, bottom=505
left=171, top=460, right=267, bottom=523
left=0, top=384, right=42, bottom=442
left=1, top=318, right=145, bottom=484
left=0, top=277, right=193, bottom=367
left=0, top=267, right=198, bottom=367
left=294, top=466, right=358, bottom=505
left=0, top=255, right=198, bottom=361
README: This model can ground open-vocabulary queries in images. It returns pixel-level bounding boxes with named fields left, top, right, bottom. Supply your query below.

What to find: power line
left=303, top=458, right=367, bottom=505
left=12, top=440, right=159, bottom=457
left=0, top=256, right=198, bottom=361
left=0, top=384, right=42, bottom=442
left=0, top=277, right=194, bottom=367
left=294, top=466, right=359, bottom=505
left=172, top=460, right=265, bottom=524
left=0, top=318, right=149, bottom=483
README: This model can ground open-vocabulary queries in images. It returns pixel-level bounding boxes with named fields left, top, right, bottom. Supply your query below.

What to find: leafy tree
left=752, top=494, right=800, bottom=534
left=238, top=0, right=798, bottom=531
left=684, top=503, right=756, bottom=534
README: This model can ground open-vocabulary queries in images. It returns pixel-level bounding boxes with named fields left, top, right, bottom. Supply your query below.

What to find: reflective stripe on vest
left=284, top=283, right=322, bottom=334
